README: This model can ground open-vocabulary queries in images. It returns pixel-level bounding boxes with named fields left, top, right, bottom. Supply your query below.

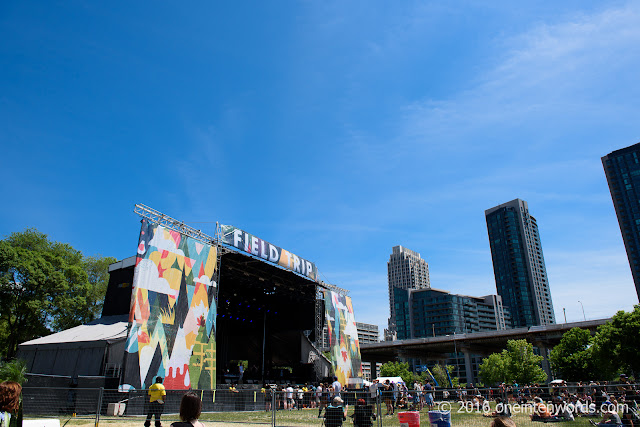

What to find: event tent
left=17, top=315, right=128, bottom=379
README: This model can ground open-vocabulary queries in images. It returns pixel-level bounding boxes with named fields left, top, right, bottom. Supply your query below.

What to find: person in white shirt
left=415, top=381, right=424, bottom=410
left=285, top=384, right=294, bottom=410
left=296, top=386, right=304, bottom=410
left=369, top=379, right=380, bottom=414
left=316, top=384, right=323, bottom=410
left=332, top=377, right=342, bottom=398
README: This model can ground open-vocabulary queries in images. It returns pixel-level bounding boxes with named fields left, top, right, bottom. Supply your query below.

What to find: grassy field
left=28, top=403, right=601, bottom=427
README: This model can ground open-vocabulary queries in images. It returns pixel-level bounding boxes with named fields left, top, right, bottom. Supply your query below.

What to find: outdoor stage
left=101, top=248, right=322, bottom=385
left=18, top=205, right=362, bottom=390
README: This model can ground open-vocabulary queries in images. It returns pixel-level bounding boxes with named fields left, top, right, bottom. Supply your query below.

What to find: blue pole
left=445, top=366, right=454, bottom=388
left=426, top=367, right=439, bottom=387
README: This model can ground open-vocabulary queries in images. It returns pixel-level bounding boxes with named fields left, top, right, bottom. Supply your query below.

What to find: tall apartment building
left=392, top=287, right=511, bottom=340
left=387, top=246, right=430, bottom=336
left=485, top=199, right=555, bottom=327
left=602, top=143, right=640, bottom=302
left=356, top=322, right=380, bottom=345
left=392, top=287, right=510, bottom=384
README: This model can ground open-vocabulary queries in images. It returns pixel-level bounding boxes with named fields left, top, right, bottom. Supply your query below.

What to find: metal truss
left=213, top=222, right=223, bottom=304
left=315, top=297, right=324, bottom=348
left=134, top=203, right=349, bottom=297
left=318, top=281, right=349, bottom=295
left=134, top=204, right=216, bottom=246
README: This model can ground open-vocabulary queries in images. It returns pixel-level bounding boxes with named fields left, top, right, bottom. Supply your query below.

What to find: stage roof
left=20, top=316, right=128, bottom=346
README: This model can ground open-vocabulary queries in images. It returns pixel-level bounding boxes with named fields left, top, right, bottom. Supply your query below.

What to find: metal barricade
left=17, top=382, right=639, bottom=426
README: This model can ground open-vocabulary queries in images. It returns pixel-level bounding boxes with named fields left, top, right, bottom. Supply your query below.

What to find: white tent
left=375, top=376, right=405, bottom=385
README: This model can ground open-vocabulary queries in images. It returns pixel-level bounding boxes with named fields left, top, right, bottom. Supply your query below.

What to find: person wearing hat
left=618, top=375, right=632, bottom=395
left=324, top=396, right=347, bottom=427
left=145, top=377, right=166, bottom=427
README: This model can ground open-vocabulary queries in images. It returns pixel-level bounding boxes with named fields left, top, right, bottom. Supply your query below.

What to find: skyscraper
left=485, top=199, right=555, bottom=327
left=387, top=246, right=430, bottom=336
left=602, top=143, right=640, bottom=302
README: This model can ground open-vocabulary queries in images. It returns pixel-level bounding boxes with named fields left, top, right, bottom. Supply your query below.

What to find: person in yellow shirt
left=145, top=377, right=166, bottom=427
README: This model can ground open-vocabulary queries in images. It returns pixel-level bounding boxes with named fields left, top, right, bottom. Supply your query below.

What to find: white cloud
left=398, top=2, right=640, bottom=153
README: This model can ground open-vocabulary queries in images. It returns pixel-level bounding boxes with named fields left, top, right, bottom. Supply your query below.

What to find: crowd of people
left=257, top=376, right=375, bottom=426
left=451, top=375, right=640, bottom=427
left=255, top=374, right=639, bottom=427
left=3, top=371, right=640, bottom=427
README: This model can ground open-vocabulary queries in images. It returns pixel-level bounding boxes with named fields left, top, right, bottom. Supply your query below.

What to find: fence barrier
left=20, top=383, right=639, bottom=426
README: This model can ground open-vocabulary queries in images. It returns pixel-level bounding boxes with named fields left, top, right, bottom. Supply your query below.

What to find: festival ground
left=31, top=405, right=599, bottom=427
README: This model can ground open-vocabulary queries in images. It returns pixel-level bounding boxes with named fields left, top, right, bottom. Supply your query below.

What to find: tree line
left=0, top=228, right=116, bottom=359
left=547, top=305, right=639, bottom=381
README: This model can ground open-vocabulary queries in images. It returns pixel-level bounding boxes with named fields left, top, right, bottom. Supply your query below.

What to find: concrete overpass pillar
left=535, top=343, right=553, bottom=380
left=462, top=348, right=474, bottom=385
left=363, top=359, right=381, bottom=380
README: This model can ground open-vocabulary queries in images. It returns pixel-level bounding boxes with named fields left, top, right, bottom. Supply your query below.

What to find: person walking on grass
left=145, top=377, right=166, bottom=427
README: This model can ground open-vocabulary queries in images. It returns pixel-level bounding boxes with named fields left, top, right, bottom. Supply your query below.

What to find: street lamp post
left=578, top=301, right=586, bottom=321
left=453, top=331, right=458, bottom=378
left=447, top=331, right=459, bottom=380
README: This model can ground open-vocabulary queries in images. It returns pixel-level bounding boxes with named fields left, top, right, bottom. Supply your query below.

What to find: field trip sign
left=220, top=224, right=318, bottom=281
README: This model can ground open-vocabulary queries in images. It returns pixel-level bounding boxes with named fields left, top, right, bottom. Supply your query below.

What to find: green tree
left=505, top=339, right=547, bottom=384
left=0, top=229, right=115, bottom=358
left=592, top=305, right=640, bottom=378
left=0, top=359, right=27, bottom=384
left=479, top=339, right=547, bottom=385
left=507, top=340, right=547, bottom=384
left=379, top=361, right=415, bottom=384
left=479, top=352, right=508, bottom=385
left=549, top=327, right=596, bottom=381
left=84, top=255, right=117, bottom=318
left=431, top=364, right=456, bottom=387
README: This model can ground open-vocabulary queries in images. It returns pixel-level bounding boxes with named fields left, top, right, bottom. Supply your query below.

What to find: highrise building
left=392, top=287, right=511, bottom=384
left=393, top=287, right=511, bottom=340
left=356, top=322, right=380, bottom=345
left=485, top=199, right=555, bottom=327
left=602, top=143, right=640, bottom=302
left=387, top=246, right=430, bottom=336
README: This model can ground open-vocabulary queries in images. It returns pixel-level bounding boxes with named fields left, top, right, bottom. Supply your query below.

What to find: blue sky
left=2, top=1, right=639, bottom=333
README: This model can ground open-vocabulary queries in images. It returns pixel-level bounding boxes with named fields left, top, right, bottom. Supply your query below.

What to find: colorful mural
left=323, top=291, right=363, bottom=386
left=121, top=220, right=218, bottom=391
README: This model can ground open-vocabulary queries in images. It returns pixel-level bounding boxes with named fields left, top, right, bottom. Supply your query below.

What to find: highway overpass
left=360, top=318, right=609, bottom=383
